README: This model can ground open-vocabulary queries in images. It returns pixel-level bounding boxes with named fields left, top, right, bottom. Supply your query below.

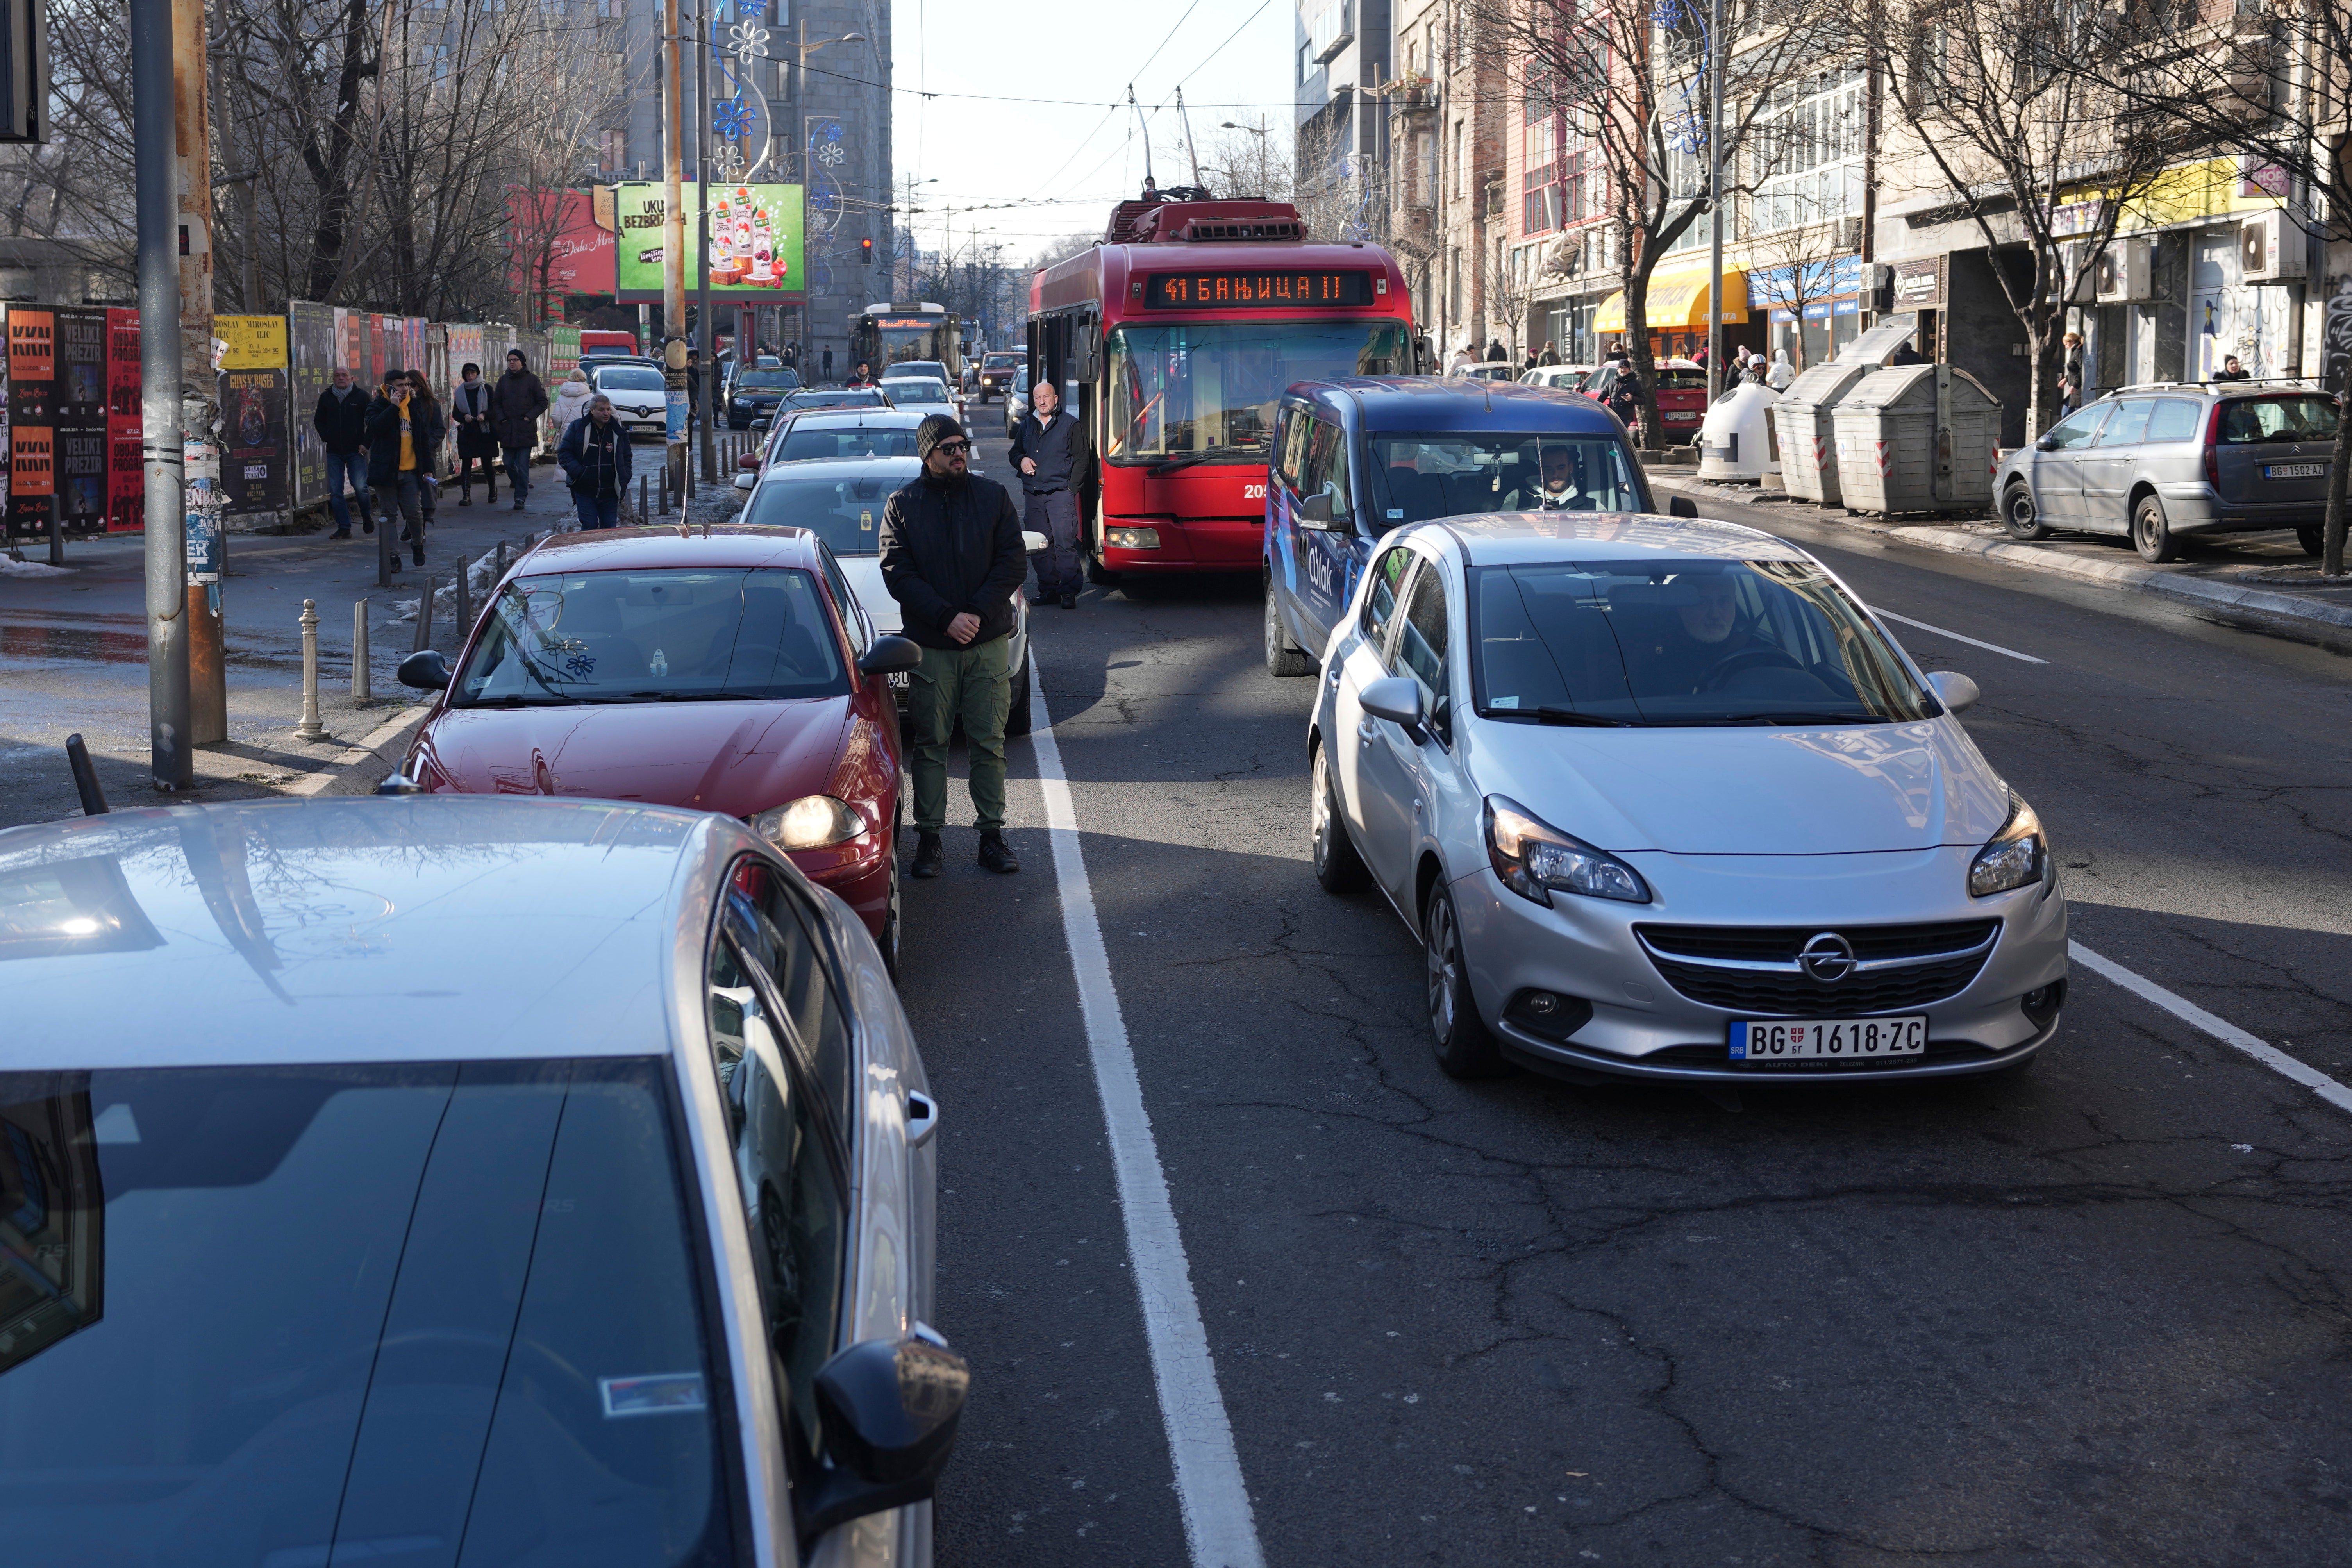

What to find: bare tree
left=1741, top=218, right=1848, bottom=373
left=1485, top=237, right=1536, bottom=365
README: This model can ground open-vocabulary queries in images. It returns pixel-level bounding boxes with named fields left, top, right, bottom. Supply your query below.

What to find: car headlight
left=752, top=795, right=867, bottom=850
left=1968, top=793, right=2049, bottom=897
left=1483, top=795, right=1649, bottom=905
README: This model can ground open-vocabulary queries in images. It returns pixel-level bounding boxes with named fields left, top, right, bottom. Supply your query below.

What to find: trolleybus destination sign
left=1141, top=271, right=1377, bottom=310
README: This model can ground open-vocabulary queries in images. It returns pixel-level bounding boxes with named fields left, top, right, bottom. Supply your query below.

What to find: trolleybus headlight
left=1107, top=527, right=1161, bottom=550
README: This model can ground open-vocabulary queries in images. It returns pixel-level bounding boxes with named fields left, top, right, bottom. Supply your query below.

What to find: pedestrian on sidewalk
left=551, top=366, right=592, bottom=432
left=879, top=413, right=1028, bottom=880
left=2213, top=354, right=2251, bottom=382
left=822, top=346, right=834, bottom=382
left=2059, top=331, right=2085, bottom=414
left=313, top=365, right=375, bottom=539
left=558, top=394, right=634, bottom=530
left=1539, top=340, right=1561, bottom=366
left=1766, top=348, right=1796, bottom=391
left=404, top=371, right=444, bottom=534
left=366, top=370, right=443, bottom=571
left=1007, top=376, right=1089, bottom=609
left=490, top=349, right=548, bottom=512
left=450, top=363, right=499, bottom=505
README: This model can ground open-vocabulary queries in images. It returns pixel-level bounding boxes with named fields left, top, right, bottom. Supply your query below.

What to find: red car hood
left=420, top=699, right=850, bottom=818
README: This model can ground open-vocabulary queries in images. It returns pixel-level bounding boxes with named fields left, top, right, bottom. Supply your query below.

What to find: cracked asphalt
left=906, top=423, right=2352, bottom=1567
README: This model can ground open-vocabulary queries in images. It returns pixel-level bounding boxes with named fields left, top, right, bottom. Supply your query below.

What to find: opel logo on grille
left=1798, top=932, right=1856, bottom=982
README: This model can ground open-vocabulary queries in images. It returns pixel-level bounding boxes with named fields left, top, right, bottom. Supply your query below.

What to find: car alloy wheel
left=2132, top=495, right=2179, bottom=563
left=2003, top=484, right=2048, bottom=541
left=1310, top=741, right=1368, bottom=893
left=1423, top=883, right=1506, bottom=1078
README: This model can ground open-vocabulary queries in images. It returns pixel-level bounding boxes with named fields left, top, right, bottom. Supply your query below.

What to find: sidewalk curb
left=284, top=704, right=432, bottom=799
left=1650, top=473, right=2352, bottom=637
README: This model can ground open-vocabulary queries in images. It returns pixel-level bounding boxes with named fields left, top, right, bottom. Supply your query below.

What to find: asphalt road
left=905, top=414, right=2352, bottom=1566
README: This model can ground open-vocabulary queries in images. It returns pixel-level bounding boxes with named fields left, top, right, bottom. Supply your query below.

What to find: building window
left=1414, top=130, right=1436, bottom=207
left=1452, top=121, right=1464, bottom=202
left=1449, top=248, right=1461, bottom=322
left=1750, top=69, right=1866, bottom=235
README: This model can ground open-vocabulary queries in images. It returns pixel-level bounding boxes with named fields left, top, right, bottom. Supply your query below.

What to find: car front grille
left=1634, top=920, right=1999, bottom=1014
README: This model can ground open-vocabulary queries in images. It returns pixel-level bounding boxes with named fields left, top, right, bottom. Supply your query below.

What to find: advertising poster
left=367, top=314, right=386, bottom=384
left=106, top=309, right=140, bottom=532
left=216, top=314, right=291, bottom=516
left=613, top=183, right=805, bottom=302
left=336, top=306, right=360, bottom=372
left=288, top=301, right=336, bottom=511
left=508, top=188, right=618, bottom=306
left=52, top=307, right=107, bottom=538
left=7, top=308, right=53, bottom=543
left=0, top=304, right=11, bottom=530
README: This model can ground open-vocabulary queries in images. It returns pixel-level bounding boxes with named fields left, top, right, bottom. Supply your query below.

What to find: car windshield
left=454, top=567, right=846, bottom=705
left=1107, top=319, right=1414, bottom=464
left=2218, top=395, right=2338, bottom=443
left=743, top=469, right=910, bottom=555
left=596, top=366, right=667, bottom=391
left=789, top=391, right=882, bottom=409
left=736, top=371, right=795, bottom=391
left=984, top=354, right=1022, bottom=368
left=1470, top=558, right=1936, bottom=726
left=884, top=382, right=947, bottom=404
left=0, top=1061, right=733, bottom=1566
left=1367, top=435, right=1643, bottom=527
left=775, top=427, right=919, bottom=460
left=888, top=362, right=945, bottom=380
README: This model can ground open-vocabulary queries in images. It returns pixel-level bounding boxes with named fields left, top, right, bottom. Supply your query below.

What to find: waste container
left=1695, top=382, right=1781, bottom=481
left=1829, top=365, right=2003, bottom=515
left=1770, top=363, right=1872, bottom=505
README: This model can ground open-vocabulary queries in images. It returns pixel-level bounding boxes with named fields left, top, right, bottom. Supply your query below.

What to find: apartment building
left=1382, top=0, right=1509, bottom=363
left=1296, top=0, right=1393, bottom=242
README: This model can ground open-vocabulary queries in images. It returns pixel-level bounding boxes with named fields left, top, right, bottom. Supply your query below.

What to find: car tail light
left=2202, top=400, right=2224, bottom=486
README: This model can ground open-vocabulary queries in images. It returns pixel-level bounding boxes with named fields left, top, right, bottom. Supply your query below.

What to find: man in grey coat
left=1005, top=377, right=1091, bottom=608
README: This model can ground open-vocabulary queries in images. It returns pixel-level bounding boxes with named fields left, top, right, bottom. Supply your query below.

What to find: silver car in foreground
left=1307, top=513, right=2069, bottom=1084
left=0, top=795, right=962, bottom=1567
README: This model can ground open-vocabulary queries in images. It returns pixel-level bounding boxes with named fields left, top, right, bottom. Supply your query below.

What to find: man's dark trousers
left=1025, top=488, right=1080, bottom=598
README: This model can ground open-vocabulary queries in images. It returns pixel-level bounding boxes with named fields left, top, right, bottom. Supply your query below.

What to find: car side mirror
left=1668, top=495, right=1699, bottom=518
left=1298, top=493, right=1335, bottom=527
left=2034, top=436, right=2056, bottom=452
left=734, top=473, right=756, bottom=490
left=857, top=634, right=923, bottom=676
left=1359, top=674, right=1425, bottom=740
left=796, top=1332, right=971, bottom=1538
left=1928, top=671, right=1981, bottom=715
left=1022, top=529, right=1049, bottom=554
left=397, top=649, right=450, bottom=690
left=752, top=416, right=772, bottom=432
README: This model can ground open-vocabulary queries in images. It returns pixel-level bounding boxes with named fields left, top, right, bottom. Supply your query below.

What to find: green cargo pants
left=908, top=636, right=1011, bottom=833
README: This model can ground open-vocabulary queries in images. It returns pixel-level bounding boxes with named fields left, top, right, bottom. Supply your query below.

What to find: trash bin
left=1770, top=363, right=1873, bottom=505
left=1695, top=383, right=1781, bottom=482
left=1829, top=365, right=2003, bottom=516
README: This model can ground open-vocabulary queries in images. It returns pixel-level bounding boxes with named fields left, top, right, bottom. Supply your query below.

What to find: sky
left=885, top=0, right=1295, bottom=266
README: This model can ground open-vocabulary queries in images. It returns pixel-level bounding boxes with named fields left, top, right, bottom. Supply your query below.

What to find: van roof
left=1287, top=377, right=1625, bottom=436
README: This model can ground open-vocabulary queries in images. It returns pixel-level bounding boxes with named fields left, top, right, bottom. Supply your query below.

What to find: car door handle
left=906, top=1089, right=939, bottom=1149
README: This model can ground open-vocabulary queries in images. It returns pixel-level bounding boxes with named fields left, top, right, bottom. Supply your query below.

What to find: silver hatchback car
left=1307, top=513, right=2069, bottom=1084
left=1993, top=382, right=2338, bottom=561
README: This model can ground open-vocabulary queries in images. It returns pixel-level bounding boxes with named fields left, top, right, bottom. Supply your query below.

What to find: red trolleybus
left=1027, top=186, right=1420, bottom=580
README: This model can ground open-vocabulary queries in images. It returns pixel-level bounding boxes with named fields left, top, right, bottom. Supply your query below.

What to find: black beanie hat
left=916, top=413, right=964, bottom=462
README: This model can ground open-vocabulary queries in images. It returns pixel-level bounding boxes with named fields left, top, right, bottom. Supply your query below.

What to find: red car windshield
left=454, top=567, right=847, bottom=706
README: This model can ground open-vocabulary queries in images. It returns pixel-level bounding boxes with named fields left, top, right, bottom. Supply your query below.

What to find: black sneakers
left=910, top=832, right=945, bottom=879
left=978, top=831, right=1020, bottom=874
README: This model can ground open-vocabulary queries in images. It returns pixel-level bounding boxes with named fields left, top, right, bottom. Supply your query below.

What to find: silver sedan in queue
left=1307, top=512, right=2069, bottom=1085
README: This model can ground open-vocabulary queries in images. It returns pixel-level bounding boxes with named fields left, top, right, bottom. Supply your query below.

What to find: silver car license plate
left=1730, top=1015, right=1927, bottom=1061
left=2265, top=462, right=2326, bottom=479
left=888, top=671, right=911, bottom=689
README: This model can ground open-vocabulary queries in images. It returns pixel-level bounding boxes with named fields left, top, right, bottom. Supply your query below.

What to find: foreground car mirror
left=1359, top=674, right=1424, bottom=736
left=751, top=416, right=772, bottom=432
left=1667, top=495, right=1699, bottom=518
left=397, top=649, right=450, bottom=690
left=1022, top=529, right=1049, bottom=554
left=2034, top=436, right=2056, bottom=452
left=797, top=1332, right=971, bottom=1539
left=1929, top=671, right=1981, bottom=715
left=857, top=634, right=923, bottom=675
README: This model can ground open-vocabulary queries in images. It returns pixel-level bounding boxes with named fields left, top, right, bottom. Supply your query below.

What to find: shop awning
left=1592, top=267, right=1749, bottom=332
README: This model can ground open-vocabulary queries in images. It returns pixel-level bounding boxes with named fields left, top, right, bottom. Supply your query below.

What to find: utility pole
left=695, top=0, right=715, bottom=484
left=177, top=0, right=224, bottom=744
left=662, top=0, right=688, bottom=500
left=1705, top=0, right=1725, bottom=399
left=133, top=0, right=189, bottom=791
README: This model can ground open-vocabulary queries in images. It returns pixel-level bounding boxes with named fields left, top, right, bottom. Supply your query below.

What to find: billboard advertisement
left=509, top=188, right=617, bottom=302
left=217, top=314, right=291, bottom=516
left=8, top=308, right=53, bottom=542
left=52, top=307, right=107, bottom=537
left=106, top=310, right=140, bottom=532
left=613, top=183, right=805, bottom=302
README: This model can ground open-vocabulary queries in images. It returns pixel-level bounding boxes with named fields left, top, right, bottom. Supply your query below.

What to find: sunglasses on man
left=934, top=439, right=971, bottom=455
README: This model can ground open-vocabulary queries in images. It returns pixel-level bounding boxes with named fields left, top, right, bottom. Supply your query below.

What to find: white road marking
left=1024, top=657, right=1267, bottom=1568
left=1875, top=609, right=2047, bottom=664
left=2070, top=940, right=2352, bottom=1115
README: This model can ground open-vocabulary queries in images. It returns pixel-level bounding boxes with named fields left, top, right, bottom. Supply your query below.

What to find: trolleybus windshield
left=1106, top=320, right=1413, bottom=465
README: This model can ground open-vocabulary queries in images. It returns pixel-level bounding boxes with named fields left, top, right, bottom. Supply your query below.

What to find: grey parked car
left=1002, top=367, right=1031, bottom=439
left=1993, top=382, right=2338, bottom=561
left=1306, top=512, right=2069, bottom=1085
left=0, top=795, right=965, bottom=1568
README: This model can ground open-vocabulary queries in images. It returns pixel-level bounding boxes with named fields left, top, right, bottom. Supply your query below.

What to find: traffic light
left=861, top=236, right=874, bottom=265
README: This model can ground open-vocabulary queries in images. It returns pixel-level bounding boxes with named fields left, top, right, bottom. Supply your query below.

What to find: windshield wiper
left=612, top=690, right=771, bottom=702
left=1684, top=712, right=1888, bottom=727
left=1502, top=705, right=1629, bottom=727
left=1147, top=447, right=1263, bottom=475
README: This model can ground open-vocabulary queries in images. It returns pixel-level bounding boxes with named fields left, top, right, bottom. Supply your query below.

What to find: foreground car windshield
left=455, top=567, right=846, bottom=705
left=1470, top=559, right=1935, bottom=725
left=0, top=1062, right=734, bottom=1566
left=743, top=471, right=905, bottom=555
left=776, top=427, right=918, bottom=460
left=1368, top=436, right=1641, bottom=528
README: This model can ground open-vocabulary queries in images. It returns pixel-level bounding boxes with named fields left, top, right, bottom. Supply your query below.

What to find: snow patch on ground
left=0, top=557, right=76, bottom=577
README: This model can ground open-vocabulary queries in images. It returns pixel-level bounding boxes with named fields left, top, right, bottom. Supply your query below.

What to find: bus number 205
left=1243, top=483, right=1266, bottom=500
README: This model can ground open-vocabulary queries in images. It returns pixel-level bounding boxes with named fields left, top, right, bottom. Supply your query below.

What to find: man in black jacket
left=1005, top=377, right=1089, bottom=608
left=879, top=413, right=1028, bottom=878
left=312, top=366, right=374, bottom=539
left=489, top=349, right=549, bottom=511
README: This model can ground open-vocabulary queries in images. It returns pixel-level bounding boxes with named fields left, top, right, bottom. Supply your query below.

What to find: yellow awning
left=1592, top=267, right=1748, bottom=333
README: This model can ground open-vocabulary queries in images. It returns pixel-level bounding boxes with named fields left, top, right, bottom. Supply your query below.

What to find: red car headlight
left=752, top=795, right=866, bottom=850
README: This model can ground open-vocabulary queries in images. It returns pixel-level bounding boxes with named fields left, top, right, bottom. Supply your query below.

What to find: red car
left=395, top=525, right=921, bottom=968
left=1584, top=357, right=1710, bottom=444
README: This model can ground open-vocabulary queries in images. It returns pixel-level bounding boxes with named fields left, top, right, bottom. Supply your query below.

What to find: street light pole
left=662, top=0, right=688, bottom=500
left=175, top=0, right=224, bottom=745
left=695, top=1, right=714, bottom=486
left=132, top=0, right=189, bottom=791
left=1706, top=0, right=1725, bottom=398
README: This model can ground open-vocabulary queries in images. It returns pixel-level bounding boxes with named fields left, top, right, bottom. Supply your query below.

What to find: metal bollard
left=352, top=600, right=372, bottom=700
left=411, top=575, right=435, bottom=653
left=64, top=733, right=109, bottom=815
left=454, top=558, right=472, bottom=638
left=638, top=473, right=648, bottom=525
left=495, top=539, right=508, bottom=577
left=295, top=599, right=327, bottom=741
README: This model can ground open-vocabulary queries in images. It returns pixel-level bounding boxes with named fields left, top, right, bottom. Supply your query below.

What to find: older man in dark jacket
left=312, top=366, right=374, bottom=539
left=1005, top=377, right=1090, bottom=608
left=879, top=413, right=1028, bottom=878
left=489, top=349, right=549, bottom=511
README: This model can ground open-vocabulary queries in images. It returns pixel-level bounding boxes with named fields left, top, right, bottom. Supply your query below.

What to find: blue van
left=1261, top=379, right=1683, bottom=675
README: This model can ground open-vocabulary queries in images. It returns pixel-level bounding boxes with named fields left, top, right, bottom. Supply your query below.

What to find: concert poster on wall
left=216, top=315, right=291, bottom=516
left=106, top=308, right=141, bottom=532
left=7, top=307, right=54, bottom=542
left=52, top=307, right=108, bottom=537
